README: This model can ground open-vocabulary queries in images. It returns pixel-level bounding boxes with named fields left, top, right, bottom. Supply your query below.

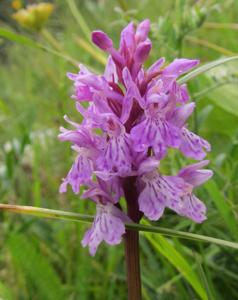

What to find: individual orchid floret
left=59, top=121, right=100, bottom=193
left=96, top=114, right=133, bottom=176
left=137, top=160, right=212, bottom=223
left=137, top=165, right=187, bottom=220
left=81, top=184, right=130, bottom=255
left=171, top=160, right=213, bottom=222
left=59, top=147, right=94, bottom=194
left=131, top=98, right=180, bottom=159
left=169, top=103, right=211, bottom=160
left=59, top=19, right=213, bottom=255
left=81, top=203, right=128, bottom=256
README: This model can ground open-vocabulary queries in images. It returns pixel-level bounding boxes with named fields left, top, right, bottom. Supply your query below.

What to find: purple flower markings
left=59, top=20, right=213, bottom=256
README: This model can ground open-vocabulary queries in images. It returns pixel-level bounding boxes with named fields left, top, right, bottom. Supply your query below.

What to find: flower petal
left=163, top=58, right=199, bottom=77
left=81, top=204, right=126, bottom=256
left=138, top=172, right=186, bottom=221
left=179, top=160, right=213, bottom=187
left=60, top=154, right=93, bottom=194
left=135, top=19, right=150, bottom=43
left=97, top=133, right=132, bottom=176
left=169, top=193, right=207, bottom=223
left=170, top=102, right=195, bottom=128
left=180, top=128, right=211, bottom=160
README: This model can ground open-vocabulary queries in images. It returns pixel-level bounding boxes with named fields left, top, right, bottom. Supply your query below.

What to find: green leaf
left=145, top=233, right=208, bottom=300
left=0, top=28, right=37, bottom=47
left=178, top=56, right=238, bottom=84
left=206, top=181, right=238, bottom=241
left=194, top=252, right=215, bottom=300
left=208, top=84, right=238, bottom=118
left=1, top=204, right=238, bottom=250
left=8, top=234, right=65, bottom=300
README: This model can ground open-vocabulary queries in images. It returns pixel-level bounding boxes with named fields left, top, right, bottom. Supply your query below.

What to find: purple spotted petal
left=180, top=127, right=211, bottom=160
left=131, top=117, right=180, bottom=157
left=138, top=187, right=166, bottom=220
left=169, top=193, right=207, bottom=223
left=81, top=204, right=126, bottom=256
left=97, top=133, right=132, bottom=176
left=60, top=154, right=93, bottom=194
left=138, top=171, right=186, bottom=220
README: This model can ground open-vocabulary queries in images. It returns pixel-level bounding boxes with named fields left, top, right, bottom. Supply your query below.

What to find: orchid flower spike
left=59, top=20, right=212, bottom=255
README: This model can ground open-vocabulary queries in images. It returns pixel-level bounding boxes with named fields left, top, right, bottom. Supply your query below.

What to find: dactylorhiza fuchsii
left=59, top=19, right=213, bottom=256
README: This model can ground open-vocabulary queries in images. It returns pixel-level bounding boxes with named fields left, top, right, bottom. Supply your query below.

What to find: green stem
left=67, top=0, right=91, bottom=41
left=41, top=28, right=63, bottom=52
left=0, top=204, right=238, bottom=250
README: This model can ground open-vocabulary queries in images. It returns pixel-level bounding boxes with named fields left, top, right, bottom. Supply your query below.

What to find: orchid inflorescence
left=59, top=20, right=213, bottom=256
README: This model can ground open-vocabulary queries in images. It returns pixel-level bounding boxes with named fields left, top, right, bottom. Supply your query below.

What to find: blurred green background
left=0, top=0, right=238, bottom=299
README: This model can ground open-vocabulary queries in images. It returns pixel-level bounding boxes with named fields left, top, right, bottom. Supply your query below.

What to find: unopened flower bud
left=134, top=40, right=152, bottom=64
left=92, top=31, right=113, bottom=51
left=135, top=19, right=150, bottom=43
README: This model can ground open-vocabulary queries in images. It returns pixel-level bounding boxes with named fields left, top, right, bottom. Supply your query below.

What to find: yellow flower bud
left=12, top=2, right=54, bottom=31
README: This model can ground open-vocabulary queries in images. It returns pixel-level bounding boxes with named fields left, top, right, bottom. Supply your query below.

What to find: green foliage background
left=0, top=0, right=238, bottom=299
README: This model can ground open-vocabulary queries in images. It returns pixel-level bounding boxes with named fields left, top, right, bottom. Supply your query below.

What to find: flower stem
left=123, top=177, right=142, bottom=300
left=124, top=229, right=142, bottom=300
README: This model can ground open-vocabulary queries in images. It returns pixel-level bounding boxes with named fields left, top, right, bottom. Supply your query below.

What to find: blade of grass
left=185, top=36, right=236, bottom=56
left=203, top=22, right=238, bottom=30
left=205, top=180, right=238, bottom=241
left=67, top=0, right=91, bottom=40
left=193, top=252, right=215, bottom=300
left=8, top=234, right=65, bottom=300
left=1, top=204, right=238, bottom=250
left=145, top=233, right=208, bottom=300
left=0, top=28, right=78, bottom=67
left=178, top=56, right=238, bottom=84
left=73, top=35, right=107, bottom=65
